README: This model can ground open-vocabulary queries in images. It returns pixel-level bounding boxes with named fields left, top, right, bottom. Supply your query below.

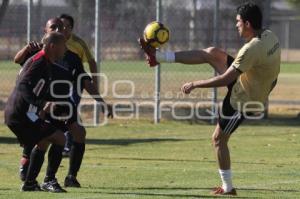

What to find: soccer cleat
left=138, top=37, right=159, bottom=67
left=19, top=157, right=30, bottom=182
left=41, top=178, right=66, bottom=193
left=212, top=186, right=237, bottom=195
left=64, top=175, right=81, bottom=188
left=20, top=180, right=41, bottom=192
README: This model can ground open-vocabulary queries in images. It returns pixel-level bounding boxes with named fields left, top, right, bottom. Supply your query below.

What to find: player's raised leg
left=138, top=38, right=229, bottom=74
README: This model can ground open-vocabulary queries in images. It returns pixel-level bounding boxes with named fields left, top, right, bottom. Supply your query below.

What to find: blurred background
left=0, top=0, right=299, bottom=124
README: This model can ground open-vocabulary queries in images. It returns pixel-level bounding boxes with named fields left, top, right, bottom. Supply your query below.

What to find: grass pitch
left=0, top=119, right=299, bottom=199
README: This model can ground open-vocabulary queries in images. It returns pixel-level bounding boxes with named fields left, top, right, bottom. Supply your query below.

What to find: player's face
left=61, top=18, right=72, bottom=39
left=45, top=19, right=64, bottom=34
left=236, top=15, right=245, bottom=37
left=54, top=41, right=67, bottom=59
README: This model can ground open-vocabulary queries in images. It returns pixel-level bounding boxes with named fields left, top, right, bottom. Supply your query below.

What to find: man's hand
left=181, top=82, right=195, bottom=94
left=39, top=101, right=56, bottom=120
left=106, top=104, right=113, bottom=118
left=26, top=41, right=42, bottom=53
left=138, top=38, right=159, bottom=67
left=99, top=103, right=113, bottom=119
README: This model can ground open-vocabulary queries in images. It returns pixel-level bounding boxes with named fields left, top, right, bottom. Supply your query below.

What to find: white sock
left=155, top=51, right=175, bottom=63
left=219, top=169, right=233, bottom=192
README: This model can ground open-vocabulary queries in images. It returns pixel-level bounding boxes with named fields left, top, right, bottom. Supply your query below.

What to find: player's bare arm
left=181, top=66, right=240, bottom=94
left=14, top=41, right=42, bottom=64
left=87, top=59, right=99, bottom=91
left=83, top=79, right=113, bottom=118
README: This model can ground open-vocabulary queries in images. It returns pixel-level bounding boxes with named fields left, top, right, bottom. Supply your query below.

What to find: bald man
left=6, top=32, right=67, bottom=192
left=14, top=18, right=112, bottom=192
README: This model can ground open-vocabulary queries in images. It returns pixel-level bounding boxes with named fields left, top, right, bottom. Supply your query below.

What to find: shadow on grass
left=0, top=136, right=18, bottom=144
left=85, top=187, right=257, bottom=198
left=195, top=116, right=300, bottom=127
left=85, top=138, right=187, bottom=146
left=86, top=155, right=298, bottom=167
left=0, top=137, right=187, bottom=146
left=238, top=187, right=300, bottom=193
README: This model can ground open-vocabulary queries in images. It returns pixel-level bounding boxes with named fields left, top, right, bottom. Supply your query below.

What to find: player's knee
left=36, top=140, right=50, bottom=151
left=47, top=130, right=66, bottom=146
left=69, top=122, right=86, bottom=143
left=204, top=46, right=216, bottom=54
left=212, top=134, right=221, bottom=147
left=212, top=133, right=228, bottom=148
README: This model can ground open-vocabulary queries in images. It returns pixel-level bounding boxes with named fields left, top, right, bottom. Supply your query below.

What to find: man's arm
left=87, top=59, right=99, bottom=91
left=83, top=79, right=113, bottom=118
left=83, top=79, right=104, bottom=103
left=14, top=41, right=42, bottom=64
left=182, top=66, right=240, bottom=94
left=18, top=63, right=47, bottom=107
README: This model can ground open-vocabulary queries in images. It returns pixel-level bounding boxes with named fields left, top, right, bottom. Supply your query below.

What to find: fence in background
left=0, top=0, right=299, bottom=124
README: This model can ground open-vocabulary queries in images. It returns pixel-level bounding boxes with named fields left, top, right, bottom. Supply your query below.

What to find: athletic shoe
left=64, top=175, right=81, bottom=188
left=138, top=38, right=159, bottom=67
left=41, top=178, right=66, bottom=193
left=212, top=186, right=237, bottom=195
left=19, top=157, right=29, bottom=182
left=20, top=180, right=41, bottom=191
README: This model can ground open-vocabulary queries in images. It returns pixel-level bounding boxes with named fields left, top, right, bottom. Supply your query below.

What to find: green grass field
left=0, top=119, right=299, bottom=199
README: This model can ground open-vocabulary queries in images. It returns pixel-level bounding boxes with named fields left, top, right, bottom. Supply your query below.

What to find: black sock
left=22, top=145, right=34, bottom=159
left=26, top=147, right=45, bottom=182
left=64, top=131, right=73, bottom=150
left=44, top=144, right=64, bottom=182
left=68, top=142, right=85, bottom=177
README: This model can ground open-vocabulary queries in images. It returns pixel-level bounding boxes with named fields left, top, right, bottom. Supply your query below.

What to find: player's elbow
left=14, top=55, right=22, bottom=64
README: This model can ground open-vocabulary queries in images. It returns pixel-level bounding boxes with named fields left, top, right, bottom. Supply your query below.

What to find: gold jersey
left=66, top=34, right=94, bottom=63
left=231, top=30, right=280, bottom=111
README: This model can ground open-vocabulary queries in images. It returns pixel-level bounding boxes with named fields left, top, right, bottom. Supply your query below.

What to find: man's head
left=44, top=18, right=64, bottom=34
left=59, top=14, right=74, bottom=39
left=236, top=3, right=262, bottom=39
left=42, top=32, right=66, bottom=61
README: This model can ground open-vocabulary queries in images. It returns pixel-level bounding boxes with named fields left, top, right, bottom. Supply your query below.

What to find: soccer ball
left=143, top=21, right=169, bottom=48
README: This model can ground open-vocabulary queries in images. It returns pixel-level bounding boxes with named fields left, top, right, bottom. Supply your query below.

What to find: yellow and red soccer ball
left=143, top=21, right=170, bottom=48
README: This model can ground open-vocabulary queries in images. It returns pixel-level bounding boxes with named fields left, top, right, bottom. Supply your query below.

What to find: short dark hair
left=42, top=32, right=65, bottom=46
left=237, top=2, right=262, bottom=30
left=59, top=14, right=74, bottom=29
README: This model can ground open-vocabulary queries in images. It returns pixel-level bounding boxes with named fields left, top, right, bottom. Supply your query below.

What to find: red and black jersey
left=5, top=50, right=53, bottom=125
left=19, top=48, right=90, bottom=105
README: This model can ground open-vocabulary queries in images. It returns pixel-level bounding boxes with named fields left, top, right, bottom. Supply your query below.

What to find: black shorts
left=218, top=55, right=245, bottom=135
left=46, top=112, right=79, bottom=132
left=45, top=102, right=80, bottom=132
left=7, top=119, right=57, bottom=146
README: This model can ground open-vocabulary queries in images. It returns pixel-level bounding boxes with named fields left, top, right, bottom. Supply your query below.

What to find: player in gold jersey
left=139, top=2, right=280, bottom=195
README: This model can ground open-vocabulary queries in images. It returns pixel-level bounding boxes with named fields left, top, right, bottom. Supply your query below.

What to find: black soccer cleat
left=20, top=180, right=42, bottom=192
left=41, top=178, right=66, bottom=193
left=64, top=175, right=81, bottom=188
left=19, top=157, right=30, bottom=182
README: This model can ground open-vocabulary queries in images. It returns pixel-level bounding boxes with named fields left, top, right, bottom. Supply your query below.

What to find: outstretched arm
left=181, top=66, right=240, bottom=94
